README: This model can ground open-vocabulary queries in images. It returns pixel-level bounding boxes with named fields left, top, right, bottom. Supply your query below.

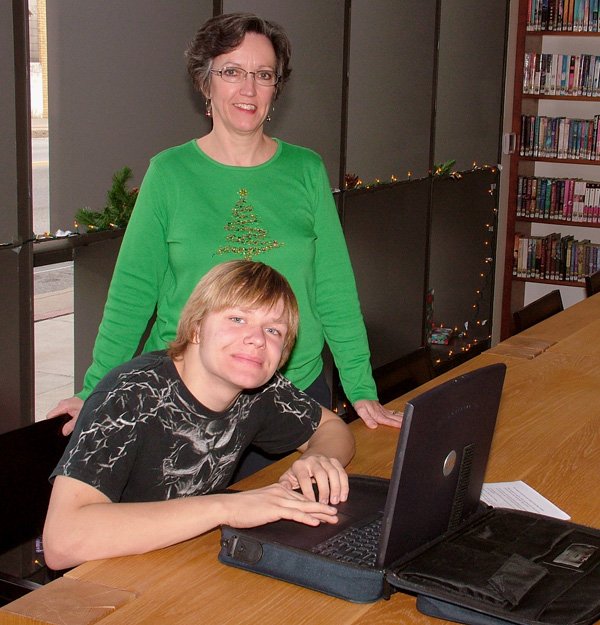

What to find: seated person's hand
left=278, top=454, right=349, bottom=506
left=226, top=483, right=340, bottom=528
left=353, top=399, right=403, bottom=429
left=46, top=396, right=84, bottom=436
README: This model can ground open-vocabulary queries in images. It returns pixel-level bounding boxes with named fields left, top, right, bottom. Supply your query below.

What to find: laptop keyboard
left=310, top=516, right=383, bottom=567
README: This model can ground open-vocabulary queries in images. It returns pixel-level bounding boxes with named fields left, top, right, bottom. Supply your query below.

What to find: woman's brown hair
left=185, top=12, right=292, bottom=100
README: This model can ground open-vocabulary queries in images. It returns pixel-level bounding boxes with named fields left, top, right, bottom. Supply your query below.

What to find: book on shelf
left=527, top=0, right=599, bottom=31
left=522, top=52, right=600, bottom=96
left=513, top=231, right=600, bottom=281
left=519, top=114, right=600, bottom=160
left=516, top=175, right=600, bottom=222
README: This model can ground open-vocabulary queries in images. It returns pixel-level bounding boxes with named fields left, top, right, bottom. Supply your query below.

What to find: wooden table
left=3, top=295, right=600, bottom=625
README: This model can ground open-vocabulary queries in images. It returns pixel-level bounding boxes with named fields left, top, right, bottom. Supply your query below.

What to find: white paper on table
left=481, top=480, right=571, bottom=520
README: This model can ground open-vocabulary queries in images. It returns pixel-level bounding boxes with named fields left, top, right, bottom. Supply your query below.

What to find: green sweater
left=80, top=139, right=377, bottom=403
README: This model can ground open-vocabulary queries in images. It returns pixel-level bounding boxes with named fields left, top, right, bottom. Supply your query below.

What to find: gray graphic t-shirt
left=52, top=351, right=321, bottom=503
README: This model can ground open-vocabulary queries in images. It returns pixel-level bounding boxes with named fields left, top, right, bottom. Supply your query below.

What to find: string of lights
left=344, top=162, right=499, bottom=363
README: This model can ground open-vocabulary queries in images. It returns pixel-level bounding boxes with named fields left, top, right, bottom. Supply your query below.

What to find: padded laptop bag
left=220, top=484, right=600, bottom=624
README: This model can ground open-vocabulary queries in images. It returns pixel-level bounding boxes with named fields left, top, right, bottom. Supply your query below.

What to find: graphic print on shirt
left=60, top=366, right=316, bottom=501
left=216, top=188, right=284, bottom=260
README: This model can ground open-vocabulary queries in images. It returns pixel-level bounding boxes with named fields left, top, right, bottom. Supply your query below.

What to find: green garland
left=432, top=159, right=457, bottom=177
left=75, top=167, right=138, bottom=231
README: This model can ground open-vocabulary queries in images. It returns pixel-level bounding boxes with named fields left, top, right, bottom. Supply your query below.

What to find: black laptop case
left=219, top=364, right=600, bottom=624
left=389, top=503, right=600, bottom=625
left=219, top=477, right=600, bottom=625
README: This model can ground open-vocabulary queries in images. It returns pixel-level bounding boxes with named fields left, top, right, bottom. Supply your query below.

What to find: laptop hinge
left=382, top=576, right=397, bottom=600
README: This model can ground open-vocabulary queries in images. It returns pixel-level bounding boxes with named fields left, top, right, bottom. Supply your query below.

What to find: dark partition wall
left=428, top=169, right=498, bottom=344
left=1, top=1, right=34, bottom=433
left=434, top=1, right=508, bottom=170
left=44, top=0, right=508, bottom=231
left=342, top=181, right=430, bottom=369
left=46, top=0, right=213, bottom=230
left=223, top=0, right=346, bottom=185
left=0, top=2, right=19, bottom=242
left=0, top=247, right=34, bottom=434
left=0, top=2, right=20, bottom=427
left=346, top=0, right=438, bottom=184
left=73, top=235, right=123, bottom=389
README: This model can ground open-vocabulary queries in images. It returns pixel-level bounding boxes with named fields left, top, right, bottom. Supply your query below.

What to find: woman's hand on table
left=353, top=399, right=403, bottom=429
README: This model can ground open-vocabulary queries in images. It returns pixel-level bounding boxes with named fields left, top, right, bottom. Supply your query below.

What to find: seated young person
left=43, top=260, right=355, bottom=571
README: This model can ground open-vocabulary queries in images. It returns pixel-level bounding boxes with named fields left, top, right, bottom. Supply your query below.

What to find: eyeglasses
left=210, top=66, right=280, bottom=87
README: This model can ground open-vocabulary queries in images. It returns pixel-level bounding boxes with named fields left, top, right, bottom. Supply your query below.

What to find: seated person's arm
left=43, top=409, right=354, bottom=571
left=43, top=473, right=342, bottom=571
left=278, top=407, right=355, bottom=506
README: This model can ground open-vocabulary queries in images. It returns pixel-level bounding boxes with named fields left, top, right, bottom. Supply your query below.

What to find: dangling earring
left=266, top=104, right=274, bottom=123
left=205, top=99, right=212, bottom=118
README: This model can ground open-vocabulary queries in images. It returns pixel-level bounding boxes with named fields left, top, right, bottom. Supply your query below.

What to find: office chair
left=512, top=289, right=564, bottom=333
left=337, top=347, right=435, bottom=423
left=0, top=415, right=70, bottom=606
left=585, top=270, right=600, bottom=297
left=372, top=346, right=435, bottom=406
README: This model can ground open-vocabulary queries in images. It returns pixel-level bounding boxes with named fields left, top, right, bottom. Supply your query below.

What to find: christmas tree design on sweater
left=217, top=188, right=284, bottom=260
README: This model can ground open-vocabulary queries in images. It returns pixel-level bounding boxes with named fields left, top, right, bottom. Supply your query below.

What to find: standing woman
left=49, top=13, right=402, bottom=434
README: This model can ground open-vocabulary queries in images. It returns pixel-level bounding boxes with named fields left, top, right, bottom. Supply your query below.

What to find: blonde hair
left=168, top=261, right=299, bottom=367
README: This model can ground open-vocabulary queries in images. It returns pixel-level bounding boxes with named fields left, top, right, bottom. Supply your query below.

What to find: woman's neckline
left=194, top=135, right=281, bottom=169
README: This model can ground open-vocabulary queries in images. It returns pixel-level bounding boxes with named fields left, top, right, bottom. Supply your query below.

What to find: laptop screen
left=377, top=363, right=506, bottom=568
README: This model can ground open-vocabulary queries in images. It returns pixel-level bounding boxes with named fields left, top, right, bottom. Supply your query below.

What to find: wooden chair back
left=373, top=346, right=435, bottom=406
left=585, top=271, right=600, bottom=297
left=513, top=289, right=564, bottom=333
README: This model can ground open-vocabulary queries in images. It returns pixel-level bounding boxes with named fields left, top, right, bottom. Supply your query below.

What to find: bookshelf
left=501, top=0, right=600, bottom=338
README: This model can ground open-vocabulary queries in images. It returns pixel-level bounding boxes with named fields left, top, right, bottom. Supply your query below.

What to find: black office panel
left=0, top=245, right=34, bottom=433
left=346, top=0, right=438, bottom=184
left=0, top=1, right=34, bottom=431
left=0, top=1, right=19, bottom=244
left=46, top=0, right=213, bottom=231
left=428, top=169, right=498, bottom=345
left=73, top=234, right=123, bottom=390
left=342, top=180, right=430, bottom=370
left=434, top=0, right=509, bottom=170
left=2, top=0, right=32, bottom=243
left=223, top=0, right=346, bottom=186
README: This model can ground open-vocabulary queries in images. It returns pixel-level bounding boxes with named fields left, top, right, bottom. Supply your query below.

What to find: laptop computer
left=219, top=363, right=506, bottom=601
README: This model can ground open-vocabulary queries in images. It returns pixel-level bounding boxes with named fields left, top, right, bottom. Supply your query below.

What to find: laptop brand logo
left=443, top=450, right=457, bottom=476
